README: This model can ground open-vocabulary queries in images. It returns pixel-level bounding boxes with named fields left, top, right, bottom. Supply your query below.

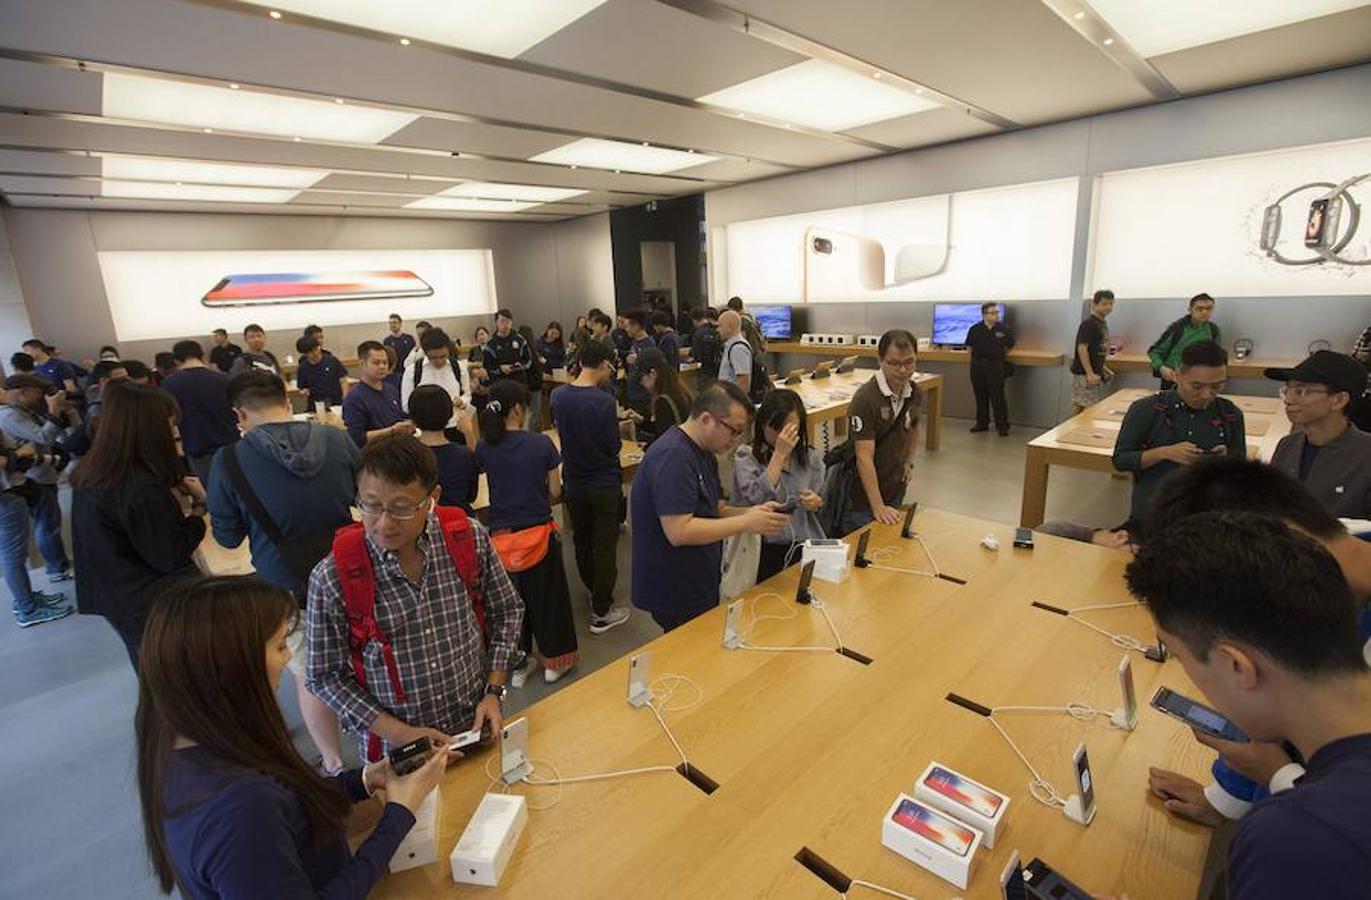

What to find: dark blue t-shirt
left=475, top=430, right=560, bottom=532
left=625, top=334, right=658, bottom=408
left=35, top=358, right=77, bottom=388
left=433, top=442, right=479, bottom=513
left=656, top=330, right=682, bottom=370
left=630, top=425, right=722, bottom=617
left=549, top=383, right=621, bottom=493
left=1228, top=733, right=1371, bottom=899
left=163, top=745, right=413, bottom=900
left=295, top=352, right=347, bottom=406
left=341, top=380, right=405, bottom=448
left=383, top=332, right=415, bottom=366
left=161, top=366, right=239, bottom=457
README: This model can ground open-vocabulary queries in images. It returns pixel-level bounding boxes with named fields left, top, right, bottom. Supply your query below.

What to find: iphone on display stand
left=853, top=529, right=872, bottom=568
left=723, top=600, right=743, bottom=649
left=1115, top=656, right=1138, bottom=730
left=499, top=717, right=532, bottom=785
left=1063, top=742, right=1096, bottom=826
left=627, top=651, right=652, bottom=707
left=901, top=502, right=918, bottom=539
left=803, top=227, right=885, bottom=300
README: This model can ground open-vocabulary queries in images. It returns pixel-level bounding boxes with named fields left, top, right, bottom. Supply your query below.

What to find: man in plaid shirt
left=306, top=435, right=523, bottom=758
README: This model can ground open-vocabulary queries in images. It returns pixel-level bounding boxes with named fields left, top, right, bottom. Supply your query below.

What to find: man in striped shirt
left=307, top=435, right=523, bottom=758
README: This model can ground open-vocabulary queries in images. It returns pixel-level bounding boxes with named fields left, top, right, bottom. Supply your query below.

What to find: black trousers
left=970, top=359, right=1009, bottom=431
left=756, top=541, right=794, bottom=585
left=511, top=533, right=578, bottom=670
left=564, top=487, right=621, bottom=617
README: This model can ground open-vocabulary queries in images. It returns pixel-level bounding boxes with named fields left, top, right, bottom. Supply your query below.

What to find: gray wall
left=0, top=206, right=612, bottom=366
left=707, top=65, right=1371, bottom=426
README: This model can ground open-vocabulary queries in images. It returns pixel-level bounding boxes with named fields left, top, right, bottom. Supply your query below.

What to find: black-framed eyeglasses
left=717, top=417, right=746, bottom=439
left=356, top=496, right=431, bottom=520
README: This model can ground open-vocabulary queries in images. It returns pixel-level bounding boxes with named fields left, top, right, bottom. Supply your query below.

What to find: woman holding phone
left=628, top=348, right=692, bottom=446
left=733, top=389, right=826, bottom=582
left=138, top=575, right=446, bottom=899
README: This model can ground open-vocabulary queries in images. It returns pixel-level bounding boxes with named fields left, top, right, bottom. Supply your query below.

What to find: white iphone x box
left=388, top=787, right=440, bottom=873
left=801, top=538, right=849, bottom=584
left=450, top=792, right=528, bottom=886
left=881, top=793, right=983, bottom=889
left=913, top=761, right=1010, bottom=848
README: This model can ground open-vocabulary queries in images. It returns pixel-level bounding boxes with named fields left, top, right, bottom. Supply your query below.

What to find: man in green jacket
left=1147, top=293, right=1219, bottom=388
left=1113, top=340, right=1245, bottom=527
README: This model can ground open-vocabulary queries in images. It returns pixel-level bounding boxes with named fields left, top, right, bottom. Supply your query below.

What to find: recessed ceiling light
left=641, top=141, right=650, bottom=146
left=406, top=196, right=538, bottom=212
left=399, top=37, right=411, bottom=45
left=229, top=83, right=240, bottom=90
left=268, top=9, right=282, bottom=18
left=437, top=181, right=586, bottom=202
left=915, top=87, right=925, bottom=94
left=97, top=153, right=328, bottom=189
left=102, top=73, right=418, bottom=144
left=101, top=180, right=299, bottom=203
left=872, top=73, right=882, bottom=80
left=334, top=98, right=344, bottom=104
left=202, top=127, right=213, bottom=133
left=293, top=136, right=302, bottom=141
left=1102, top=37, right=1115, bottom=45
left=1084, top=0, right=1368, bottom=57
left=1073, top=11, right=1085, bottom=19
left=529, top=138, right=716, bottom=175
left=237, top=0, right=608, bottom=58
left=698, top=58, right=940, bottom=133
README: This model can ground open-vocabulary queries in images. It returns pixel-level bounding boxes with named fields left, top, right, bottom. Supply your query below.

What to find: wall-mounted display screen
left=932, top=303, right=1005, bottom=345
left=751, top=304, right=793, bottom=339
left=96, top=248, right=498, bottom=340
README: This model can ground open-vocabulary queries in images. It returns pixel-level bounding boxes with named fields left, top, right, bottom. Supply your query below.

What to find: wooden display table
left=366, top=509, right=1214, bottom=899
left=769, top=369, right=944, bottom=451
left=767, top=340, right=1064, bottom=367
left=1107, top=352, right=1300, bottom=380
left=1020, top=387, right=1291, bottom=527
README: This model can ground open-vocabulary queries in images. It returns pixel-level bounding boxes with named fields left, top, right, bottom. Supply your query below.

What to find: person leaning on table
left=1111, top=340, right=1245, bottom=529
left=138, top=576, right=446, bottom=900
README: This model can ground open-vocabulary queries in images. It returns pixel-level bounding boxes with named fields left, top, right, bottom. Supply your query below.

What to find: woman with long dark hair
left=733, top=389, right=826, bottom=583
left=475, top=379, right=578, bottom=686
left=70, top=381, right=207, bottom=668
left=629, top=348, right=693, bottom=446
left=138, top=575, right=445, bottom=898
left=536, top=322, right=566, bottom=374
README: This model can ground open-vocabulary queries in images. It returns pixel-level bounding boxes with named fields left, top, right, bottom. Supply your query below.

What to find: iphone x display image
left=923, top=766, right=1003, bottom=818
left=201, top=270, right=434, bottom=307
left=803, top=226, right=885, bottom=299
left=890, top=799, right=975, bottom=857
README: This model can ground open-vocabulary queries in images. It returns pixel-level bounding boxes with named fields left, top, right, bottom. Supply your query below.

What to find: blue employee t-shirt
left=35, top=358, right=77, bottom=388
left=161, top=366, right=239, bottom=457
left=625, top=334, right=658, bottom=408
left=295, top=352, right=347, bottom=407
left=475, top=430, right=560, bottom=532
left=340, top=380, right=405, bottom=448
left=549, top=383, right=621, bottom=493
left=433, top=443, right=479, bottom=514
left=1227, top=733, right=1371, bottom=899
left=630, top=425, right=723, bottom=617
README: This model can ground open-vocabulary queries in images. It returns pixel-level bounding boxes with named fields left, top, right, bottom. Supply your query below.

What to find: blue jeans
left=30, top=483, right=69, bottom=576
left=0, top=491, right=38, bottom=615
left=839, top=509, right=875, bottom=537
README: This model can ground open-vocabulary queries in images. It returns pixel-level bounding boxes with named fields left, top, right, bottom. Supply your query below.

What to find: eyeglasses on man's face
left=356, top=496, right=431, bottom=520
left=1279, top=384, right=1330, bottom=401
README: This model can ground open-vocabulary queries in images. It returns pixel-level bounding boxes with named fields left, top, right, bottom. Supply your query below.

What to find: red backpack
left=331, top=505, right=487, bottom=762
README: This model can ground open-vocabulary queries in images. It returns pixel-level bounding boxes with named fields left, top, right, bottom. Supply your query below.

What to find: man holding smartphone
left=1126, top=513, right=1371, bottom=898
left=1111, top=340, right=1244, bottom=528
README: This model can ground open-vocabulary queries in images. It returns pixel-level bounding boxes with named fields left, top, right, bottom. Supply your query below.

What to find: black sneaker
left=969, top=425, right=990, bottom=433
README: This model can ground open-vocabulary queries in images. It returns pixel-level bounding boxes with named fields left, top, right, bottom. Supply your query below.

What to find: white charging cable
left=736, top=591, right=846, bottom=654
left=985, top=715, right=1067, bottom=808
left=841, top=878, right=919, bottom=899
left=863, top=535, right=942, bottom=579
left=1036, top=599, right=1150, bottom=654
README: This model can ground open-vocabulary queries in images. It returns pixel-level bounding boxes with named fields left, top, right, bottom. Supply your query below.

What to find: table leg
left=925, top=382, right=942, bottom=451
left=1021, top=446, right=1049, bottom=527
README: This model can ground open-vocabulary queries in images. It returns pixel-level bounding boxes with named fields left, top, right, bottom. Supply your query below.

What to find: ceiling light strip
left=0, top=190, right=589, bottom=219
left=0, top=45, right=787, bottom=176
left=183, top=0, right=894, bottom=153
left=1039, top=0, right=1180, bottom=100
left=655, top=0, right=1021, bottom=131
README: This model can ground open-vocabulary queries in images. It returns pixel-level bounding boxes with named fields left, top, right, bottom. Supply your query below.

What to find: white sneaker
left=510, top=657, right=535, bottom=689
left=544, top=667, right=569, bottom=684
left=588, top=606, right=631, bottom=635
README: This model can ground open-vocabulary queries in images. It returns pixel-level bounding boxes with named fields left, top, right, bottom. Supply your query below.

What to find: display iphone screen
left=202, top=270, right=433, bottom=306
left=891, top=799, right=974, bottom=857
left=924, top=766, right=1003, bottom=817
left=1074, top=746, right=1095, bottom=815
left=1152, top=687, right=1249, bottom=742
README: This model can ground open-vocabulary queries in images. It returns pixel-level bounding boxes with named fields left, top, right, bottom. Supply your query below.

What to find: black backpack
left=692, top=325, right=723, bottom=379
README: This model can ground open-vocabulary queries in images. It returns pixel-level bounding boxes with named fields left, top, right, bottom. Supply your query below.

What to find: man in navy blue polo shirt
left=630, top=380, right=788, bottom=632
left=623, top=309, right=657, bottom=415
left=1126, top=513, right=1371, bottom=899
left=341, top=341, right=413, bottom=448
left=294, top=334, right=347, bottom=408
left=21, top=339, right=78, bottom=393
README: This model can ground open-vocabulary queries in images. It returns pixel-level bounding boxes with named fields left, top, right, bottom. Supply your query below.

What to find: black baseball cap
left=1264, top=350, right=1368, bottom=397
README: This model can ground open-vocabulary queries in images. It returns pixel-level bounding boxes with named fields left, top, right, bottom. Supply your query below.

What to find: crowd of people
left=1, top=291, right=1368, bottom=897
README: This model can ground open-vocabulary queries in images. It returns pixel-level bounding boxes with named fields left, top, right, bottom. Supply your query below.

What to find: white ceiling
left=0, top=0, right=1364, bottom=220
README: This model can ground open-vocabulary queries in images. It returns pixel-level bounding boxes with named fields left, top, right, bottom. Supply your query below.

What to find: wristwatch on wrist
left=484, top=683, right=507, bottom=702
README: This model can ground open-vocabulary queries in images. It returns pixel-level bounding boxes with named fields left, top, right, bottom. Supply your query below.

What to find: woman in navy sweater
left=138, top=576, right=446, bottom=899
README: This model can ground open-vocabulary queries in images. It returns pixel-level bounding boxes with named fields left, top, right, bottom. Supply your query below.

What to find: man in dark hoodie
left=206, top=369, right=359, bottom=775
